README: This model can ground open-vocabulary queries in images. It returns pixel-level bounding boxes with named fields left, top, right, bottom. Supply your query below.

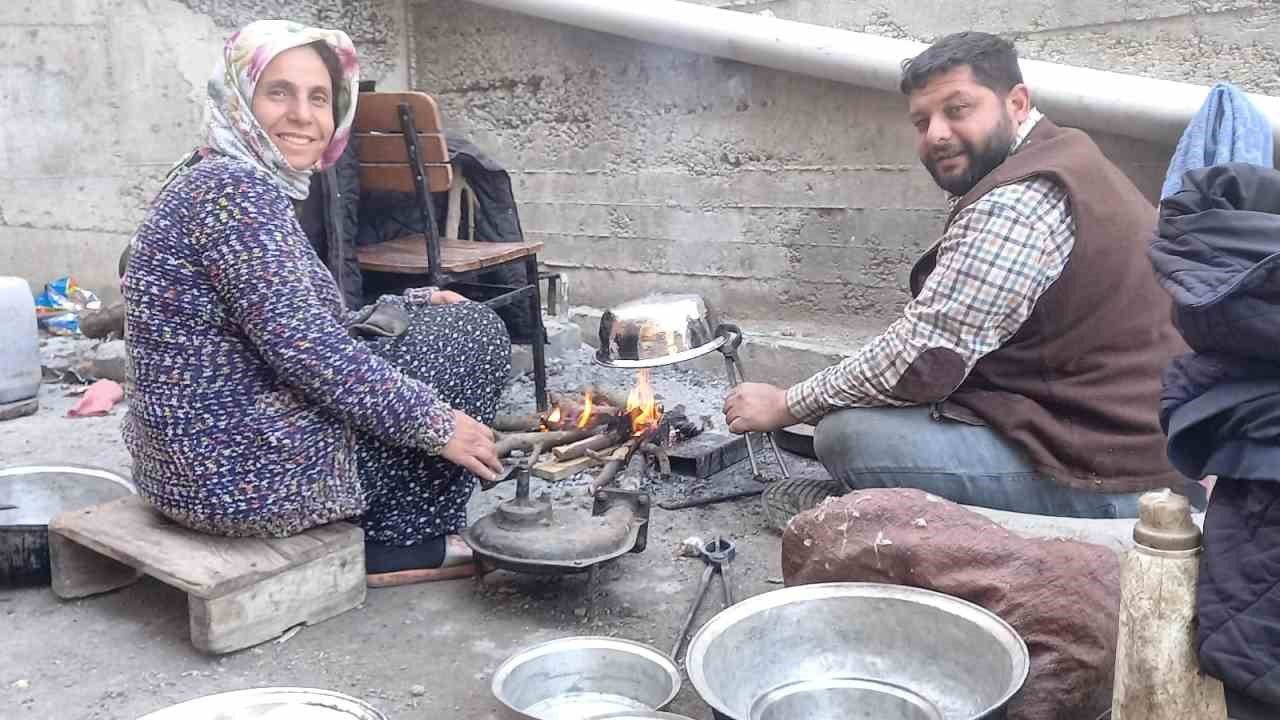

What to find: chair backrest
left=353, top=92, right=453, bottom=193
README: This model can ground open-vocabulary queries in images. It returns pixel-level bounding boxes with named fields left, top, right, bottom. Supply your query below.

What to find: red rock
left=782, top=488, right=1120, bottom=720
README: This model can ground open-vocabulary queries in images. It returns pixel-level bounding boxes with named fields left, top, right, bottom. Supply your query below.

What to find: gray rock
left=89, top=340, right=129, bottom=383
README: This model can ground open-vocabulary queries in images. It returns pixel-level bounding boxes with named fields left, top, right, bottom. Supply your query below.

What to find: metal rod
left=723, top=354, right=763, bottom=480
left=658, top=487, right=764, bottom=510
left=671, top=563, right=716, bottom=660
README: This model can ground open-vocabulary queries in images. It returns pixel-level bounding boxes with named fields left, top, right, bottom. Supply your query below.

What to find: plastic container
left=0, top=277, right=41, bottom=405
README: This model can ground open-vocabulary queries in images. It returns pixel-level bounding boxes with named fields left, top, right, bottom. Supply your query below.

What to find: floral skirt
left=356, top=300, right=511, bottom=545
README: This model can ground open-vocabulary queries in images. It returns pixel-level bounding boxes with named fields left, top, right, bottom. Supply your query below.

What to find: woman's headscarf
left=205, top=20, right=360, bottom=200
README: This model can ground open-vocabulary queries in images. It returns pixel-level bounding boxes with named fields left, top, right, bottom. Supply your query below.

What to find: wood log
left=531, top=454, right=610, bottom=481
left=495, top=428, right=595, bottom=458
left=492, top=414, right=544, bottom=432
left=553, top=430, right=628, bottom=461
left=588, top=384, right=632, bottom=411
left=544, top=394, right=623, bottom=431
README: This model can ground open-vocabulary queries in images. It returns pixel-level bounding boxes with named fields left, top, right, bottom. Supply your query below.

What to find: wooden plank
left=48, top=496, right=361, bottom=598
left=189, top=541, right=365, bottom=654
left=356, top=132, right=448, bottom=165
left=48, top=531, right=141, bottom=599
left=356, top=236, right=544, bottom=274
left=353, top=92, right=445, bottom=133
left=359, top=163, right=452, bottom=194
left=532, top=454, right=607, bottom=481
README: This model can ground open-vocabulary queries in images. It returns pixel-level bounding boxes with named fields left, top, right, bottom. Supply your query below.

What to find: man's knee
left=813, top=410, right=860, bottom=467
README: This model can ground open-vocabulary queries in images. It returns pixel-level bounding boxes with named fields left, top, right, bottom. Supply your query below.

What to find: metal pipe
left=460, top=0, right=1280, bottom=147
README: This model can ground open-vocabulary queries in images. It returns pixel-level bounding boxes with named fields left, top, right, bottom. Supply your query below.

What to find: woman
left=122, top=20, right=510, bottom=586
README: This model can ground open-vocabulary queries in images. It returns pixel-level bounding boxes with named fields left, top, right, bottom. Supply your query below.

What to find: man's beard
left=923, top=115, right=1016, bottom=197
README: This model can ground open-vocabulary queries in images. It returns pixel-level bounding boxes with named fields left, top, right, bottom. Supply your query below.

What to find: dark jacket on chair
left=298, top=138, right=363, bottom=309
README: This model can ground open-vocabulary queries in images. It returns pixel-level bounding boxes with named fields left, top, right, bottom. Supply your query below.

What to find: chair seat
left=356, top=235, right=544, bottom=274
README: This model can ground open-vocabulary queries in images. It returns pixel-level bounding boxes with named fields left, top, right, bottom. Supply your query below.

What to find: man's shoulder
left=969, top=175, right=1070, bottom=218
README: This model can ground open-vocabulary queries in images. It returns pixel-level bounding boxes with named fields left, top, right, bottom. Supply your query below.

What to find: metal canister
left=1111, top=489, right=1227, bottom=719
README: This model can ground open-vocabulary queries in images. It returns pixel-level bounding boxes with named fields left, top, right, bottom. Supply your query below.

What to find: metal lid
left=1132, top=489, right=1201, bottom=551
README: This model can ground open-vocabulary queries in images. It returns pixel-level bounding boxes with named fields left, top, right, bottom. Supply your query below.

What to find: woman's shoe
left=365, top=535, right=477, bottom=587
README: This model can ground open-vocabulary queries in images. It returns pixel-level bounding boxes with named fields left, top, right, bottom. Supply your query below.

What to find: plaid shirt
left=786, top=110, right=1074, bottom=424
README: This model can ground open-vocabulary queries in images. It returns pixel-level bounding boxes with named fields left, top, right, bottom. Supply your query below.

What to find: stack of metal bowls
left=685, top=583, right=1030, bottom=720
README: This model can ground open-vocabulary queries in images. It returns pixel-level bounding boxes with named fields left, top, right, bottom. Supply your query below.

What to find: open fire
left=625, top=369, right=661, bottom=435
left=539, top=371, right=664, bottom=436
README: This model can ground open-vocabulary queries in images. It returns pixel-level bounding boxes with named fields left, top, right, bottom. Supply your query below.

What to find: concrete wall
left=0, top=0, right=411, bottom=301
left=409, top=0, right=1277, bottom=327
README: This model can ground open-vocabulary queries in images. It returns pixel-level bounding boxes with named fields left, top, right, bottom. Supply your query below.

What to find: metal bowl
left=595, top=294, right=727, bottom=368
left=750, top=678, right=943, bottom=720
left=591, top=707, right=696, bottom=712
left=492, top=636, right=681, bottom=719
left=1, top=464, right=135, bottom=586
left=686, top=583, right=1029, bottom=720
left=135, top=687, right=387, bottom=719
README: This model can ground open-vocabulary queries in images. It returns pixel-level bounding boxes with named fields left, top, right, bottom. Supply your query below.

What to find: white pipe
left=459, top=0, right=1280, bottom=147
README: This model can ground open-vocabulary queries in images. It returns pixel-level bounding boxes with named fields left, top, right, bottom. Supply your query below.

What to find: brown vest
left=909, top=119, right=1187, bottom=494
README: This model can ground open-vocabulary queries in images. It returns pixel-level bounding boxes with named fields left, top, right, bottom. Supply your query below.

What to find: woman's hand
left=430, top=290, right=470, bottom=305
left=440, top=409, right=504, bottom=482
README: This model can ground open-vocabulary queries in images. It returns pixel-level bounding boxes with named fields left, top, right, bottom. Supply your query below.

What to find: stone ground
left=0, top=337, right=825, bottom=720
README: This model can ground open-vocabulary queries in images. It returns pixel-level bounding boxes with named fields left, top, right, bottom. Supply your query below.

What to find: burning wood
left=543, top=390, right=625, bottom=431
left=495, top=428, right=596, bottom=458
left=553, top=430, right=629, bottom=461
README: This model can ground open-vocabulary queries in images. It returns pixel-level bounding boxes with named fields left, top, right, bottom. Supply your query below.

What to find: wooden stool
left=49, top=496, right=366, bottom=654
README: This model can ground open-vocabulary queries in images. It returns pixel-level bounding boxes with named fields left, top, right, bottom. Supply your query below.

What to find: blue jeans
left=813, top=406, right=1145, bottom=519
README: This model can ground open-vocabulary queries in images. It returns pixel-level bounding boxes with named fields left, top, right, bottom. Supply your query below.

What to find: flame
left=626, top=369, right=662, bottom=435
left=546, top=406, right=562, bottom=427
left=575, top=392, right=594, bottom=429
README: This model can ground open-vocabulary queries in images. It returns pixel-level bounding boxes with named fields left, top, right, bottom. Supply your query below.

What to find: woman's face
left=251, top=45, right=335, bottom=171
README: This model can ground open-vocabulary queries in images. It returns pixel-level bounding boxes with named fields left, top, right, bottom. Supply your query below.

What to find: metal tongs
left=718, top=324, right=791, bottom=482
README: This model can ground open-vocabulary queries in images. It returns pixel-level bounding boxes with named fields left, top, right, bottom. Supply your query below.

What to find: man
left=724, top=31, right=1193, bottom=518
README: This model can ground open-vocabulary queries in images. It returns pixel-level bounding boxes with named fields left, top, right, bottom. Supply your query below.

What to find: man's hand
left=430, top=290, right=470, bottom=305
left=723, top=382, right=799, bottom=433
left=440, top=409, right=503, bottom=482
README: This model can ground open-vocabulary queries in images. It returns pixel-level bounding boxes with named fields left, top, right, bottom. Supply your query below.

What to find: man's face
left=907, top=66, right=1029, bottom=196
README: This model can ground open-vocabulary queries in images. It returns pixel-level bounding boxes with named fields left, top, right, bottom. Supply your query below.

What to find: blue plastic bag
left=34, top=277, right=101, bottom=335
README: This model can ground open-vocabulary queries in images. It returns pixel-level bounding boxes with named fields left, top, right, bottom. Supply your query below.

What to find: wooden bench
left=354, top=91, right=549, bottom=411
left=48, top=496, right=365, bottom=654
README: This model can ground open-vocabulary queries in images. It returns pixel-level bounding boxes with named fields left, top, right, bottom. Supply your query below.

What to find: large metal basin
left=135, top=687, right=387, bottom=719
left=493, top=636, right=680, bottom=719
left=686, top=583, right=1029, bottom=720
left=595, top=294, right=727, bottom=368
left=1, top=464, right=135, bottom=586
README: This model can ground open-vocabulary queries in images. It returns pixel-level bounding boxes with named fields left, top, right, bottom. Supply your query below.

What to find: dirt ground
left=1, top=340, right=826, bottom=720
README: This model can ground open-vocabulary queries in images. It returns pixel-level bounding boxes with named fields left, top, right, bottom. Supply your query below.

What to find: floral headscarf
left=205, top=20, right=360, bottom=200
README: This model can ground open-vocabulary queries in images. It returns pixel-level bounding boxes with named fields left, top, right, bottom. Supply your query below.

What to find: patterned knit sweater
left=122, top=155, right=455, bottom=537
